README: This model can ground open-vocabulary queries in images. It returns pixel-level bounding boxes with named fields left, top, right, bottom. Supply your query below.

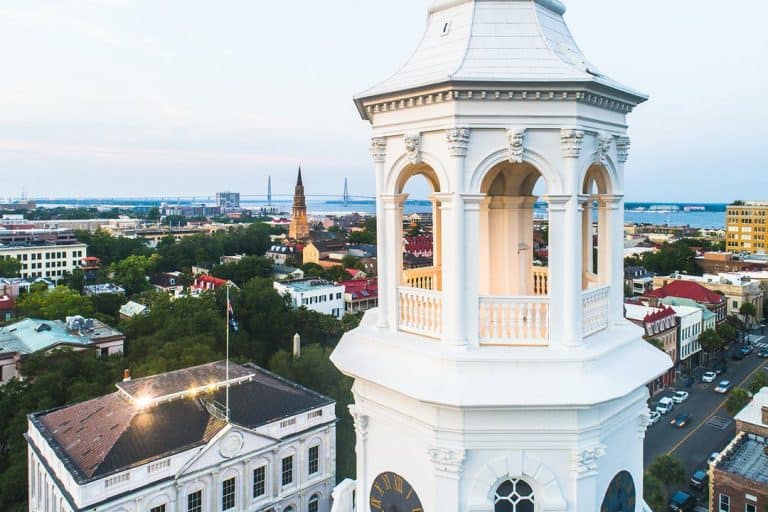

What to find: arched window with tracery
left=493, top=478, right=535, bottom=512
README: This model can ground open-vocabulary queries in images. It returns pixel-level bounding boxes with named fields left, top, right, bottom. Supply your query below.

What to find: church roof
left=29, top=362, right=334, bottom=484
left=356, top=0, right=645, bottom=113
left=645, top=280, right=726, bottom=305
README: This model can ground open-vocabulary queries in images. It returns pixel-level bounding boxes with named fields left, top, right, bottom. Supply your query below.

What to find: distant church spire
left=289, top=166, right=310, bottom=240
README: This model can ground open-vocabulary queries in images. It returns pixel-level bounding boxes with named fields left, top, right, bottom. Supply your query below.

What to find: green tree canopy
left=75, top=229, right=152, bottom=266
left=0, top=258, right=21, bottom=278
left=726, top=388, right=752, bottom=416
left=699, top=329, right=726, bottom=353
left=643, top=472, right=666, bottom=512
left=211, top=256, right=273, bottom=286
left=625, top=241, right=701, bottom=275
left=109, top=255, right=155, bottom=295
left=648, top=455, right=686, bottom=503
left=15, top=286, right=94, bottom=320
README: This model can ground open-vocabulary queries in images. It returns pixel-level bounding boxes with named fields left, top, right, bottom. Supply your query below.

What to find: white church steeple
left=333, top=1, right=671, bottom=510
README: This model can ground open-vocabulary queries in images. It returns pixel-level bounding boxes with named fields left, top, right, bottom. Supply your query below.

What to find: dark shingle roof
left=30, top=362, right=334, bottom=483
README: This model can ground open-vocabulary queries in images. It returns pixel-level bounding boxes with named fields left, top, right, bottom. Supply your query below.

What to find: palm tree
left=648, top=455, right=686, bottom=503
left=643, top=473, right=666, bottom=512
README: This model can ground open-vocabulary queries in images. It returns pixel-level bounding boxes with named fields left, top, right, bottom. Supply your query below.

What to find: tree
left=739, top=302, right=757, bottom=329
left=211, top=256, right=273, bottom=286
left=75, top=229, right=152, bottom=266
left=0, top=258, right=21, bottom=278
left=63, top=269, right=86, bottom=293
left=699, top=329, right=726, bottom=366
left=643, top=473, right=666, bottom=512
left=15, top=286, right=94, bottom=320
left=648, top=455, right=686, bottom=503
left=717, top=323, right=737, bottom=345
left=726, top=388, right=752, bottom=416
left=748, top=372, right=768, bottom=395
left=109, top=255, right=154, bottom=295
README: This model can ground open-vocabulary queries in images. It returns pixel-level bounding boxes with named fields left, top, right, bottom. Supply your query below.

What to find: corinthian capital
left=446, top=127, right=471, bottom=157
left=370, top=137, right=387, bottom=163
left=615, top=136, right=631, bottom=164
left=561, top=129, right=585, bottom=159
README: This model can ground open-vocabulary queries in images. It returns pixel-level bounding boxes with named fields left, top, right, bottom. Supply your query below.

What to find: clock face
left=600, top=471, right=636, bottom=512
left=369, top=472, right=422, bottom=512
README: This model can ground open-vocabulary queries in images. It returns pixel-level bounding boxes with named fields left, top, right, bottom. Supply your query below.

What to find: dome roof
left=357, top=0, right=644, bottom=104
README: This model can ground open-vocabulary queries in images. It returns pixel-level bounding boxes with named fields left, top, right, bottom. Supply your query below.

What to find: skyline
left=1, top=0, right=766, bottom=201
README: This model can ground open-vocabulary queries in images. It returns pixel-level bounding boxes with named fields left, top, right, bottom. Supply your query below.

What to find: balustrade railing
left=398, top=286, right=442, bottom=339
left=582, top=285, right=610, bottom=337
left=479, top=296, right=549, bottom=345
left=402, top=266, right=442, bottom=291
left=532, top=266, right=549, bottom=296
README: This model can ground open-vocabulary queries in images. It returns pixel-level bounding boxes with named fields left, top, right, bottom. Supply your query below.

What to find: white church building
left=27, top=362, right=337, bottom=512
left=331, top=1, right=671, bottom=511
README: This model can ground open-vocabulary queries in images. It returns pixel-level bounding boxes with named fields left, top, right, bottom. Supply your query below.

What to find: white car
left=656, top=397, right=675, bottom=415
left=714, top=380, right=732, bottom=394
left=648, top=410, right=661, bottom=426
left=672, top=391, right=689, bottom=403
left=707, top=452, right=720, bottom=465
left=702, top=371, right=717, bottom=383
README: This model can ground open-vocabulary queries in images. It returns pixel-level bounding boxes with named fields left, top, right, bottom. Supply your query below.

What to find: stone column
left=463, top=194, right=485, bottom=347
left=544, top=194, right=571, bottom=348
left=477, top=197, right=492, bottom=296
left=601, top=194, right=625, bottom=324
left=350, top=405, right=369, bottom=512
left=582, top=198, right=594, bottom=282
left=371, top=137, right=388, bottom=329
left=381, top=194, right=407, bottom=333
left=430, top=195, right=443, bottom=269
left=428, top=446, right=466, bottom=512
left=443, top=127, right=471, bottom=347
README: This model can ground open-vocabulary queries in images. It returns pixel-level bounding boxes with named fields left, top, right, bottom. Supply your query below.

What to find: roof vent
left=35, top=323, right=51, bottom=333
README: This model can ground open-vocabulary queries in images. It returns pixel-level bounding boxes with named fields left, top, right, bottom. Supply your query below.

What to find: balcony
left=479, top=296, right=549, bottom=345
left=398, top=286, right=442, bottom=338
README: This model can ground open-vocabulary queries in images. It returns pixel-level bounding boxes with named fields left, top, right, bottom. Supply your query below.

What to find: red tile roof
left=645, top=280, right=725, bottom=305
left=340, top=278, right=378, bottom=300
left=192, top=274, right=228, bottom=290
left=643, top=305, right=676, bottom=323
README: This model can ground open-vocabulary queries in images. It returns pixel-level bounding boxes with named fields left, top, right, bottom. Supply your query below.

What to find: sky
left=0, top=0, right=766, bottom=202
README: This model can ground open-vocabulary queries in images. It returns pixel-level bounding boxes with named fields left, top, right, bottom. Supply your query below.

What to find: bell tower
left=289, top=166, right=310, bottom=240
left=331, top=1, right=671, bottom=511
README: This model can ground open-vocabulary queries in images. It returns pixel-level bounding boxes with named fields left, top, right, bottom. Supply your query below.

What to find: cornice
left=356, top=82, right=641, bottom=121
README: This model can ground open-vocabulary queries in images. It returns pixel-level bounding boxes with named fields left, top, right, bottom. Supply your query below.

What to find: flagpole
left=225, top=283, right=230, bottom=422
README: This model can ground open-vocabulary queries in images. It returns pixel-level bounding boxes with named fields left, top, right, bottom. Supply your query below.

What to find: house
left=340, top=278, right=378, bottom=313
left=266, top=244, right=300, bottom=266
left=274, top=265, right=304, bottom=281
left=710, top=387, right=768, bottom=512
left=623, top=266, right=654, bottom=296
left=344, top=268, right=366, bottom=280
left=274, top=279, right=345, bottom=319
left=119, top=301, right=148, bottom=320
left=84, top=283, right=126, bottom=297
left=644, top=279, right=728, bottom=325
left=79, top=256, right=101, bottom=281
left=624, top=303, right=678, bottom=394
left=404, top=235, right=433, bottom=258
left=220, top=254, right=245, bottom=265
left=303, top=240, right=346, bottom=266
left=190, top=275, right=234, bottom=295
left=0, top=316, right=124, bottom=384
left=151, top=271, right=185, bottom=297
left=27, top=361, right=336, bottom=512
left=0, top=295, right=14, bottom=323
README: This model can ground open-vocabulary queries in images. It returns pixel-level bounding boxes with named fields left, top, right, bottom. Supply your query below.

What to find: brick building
left=710, top=387, right=768, bottom=512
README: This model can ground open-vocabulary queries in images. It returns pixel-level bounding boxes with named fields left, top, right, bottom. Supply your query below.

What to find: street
left=644, top=335, right=768, bottom=502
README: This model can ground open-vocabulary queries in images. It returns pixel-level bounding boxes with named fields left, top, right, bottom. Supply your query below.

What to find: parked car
left=714, top=380, right=731, bottom=394
left=707, top=452, right=720, bottom=465
left=702, top=371, right=717, bottom=383
left=758, top=349, right=768, bottom=358
left=714, top=362, right=727, bottom=375
left=671, top=413, right=692, bottom=428
left=669, top=490, right=696, bottom=512
left=672, top=391, right=689, bottom=403
left=656, top=397, right=675, bottom=415
left=648, top=410, right=661, bottom=426
left=689, top=469, right=708, bottom=490
left=740, top=345, right=754, bottom=356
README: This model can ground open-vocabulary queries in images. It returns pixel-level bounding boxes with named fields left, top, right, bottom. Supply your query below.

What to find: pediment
left=178, top=425, right=277, bottom=476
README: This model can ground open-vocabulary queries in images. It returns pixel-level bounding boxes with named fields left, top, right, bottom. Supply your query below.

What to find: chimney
left=293, top=333, right=301, bottom=359
left=123, top=369, right=131, bottom=382
left=762, top=406, right=768, bottom=426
